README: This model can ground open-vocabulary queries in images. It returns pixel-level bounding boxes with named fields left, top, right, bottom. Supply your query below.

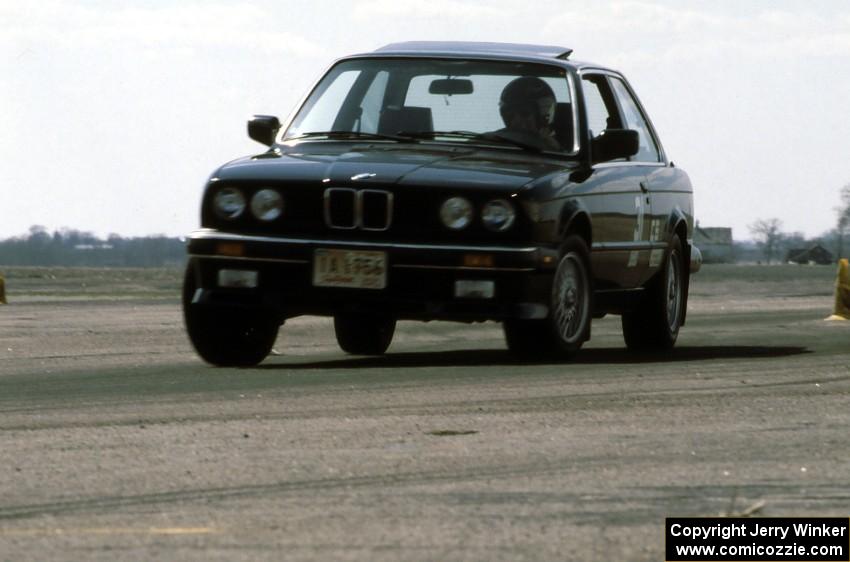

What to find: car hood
left=213, top=144, right=575, bottom=193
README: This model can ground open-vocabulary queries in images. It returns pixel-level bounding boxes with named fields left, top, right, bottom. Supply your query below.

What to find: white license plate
left=312, top=249, right=387, bottom=289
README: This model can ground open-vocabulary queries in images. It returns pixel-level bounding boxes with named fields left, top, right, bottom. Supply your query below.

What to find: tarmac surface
left=0, top=265, right=848, bottom=561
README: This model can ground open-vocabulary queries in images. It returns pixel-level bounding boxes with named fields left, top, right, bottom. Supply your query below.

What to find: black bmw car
left=184, top=41, right=699, bottom=366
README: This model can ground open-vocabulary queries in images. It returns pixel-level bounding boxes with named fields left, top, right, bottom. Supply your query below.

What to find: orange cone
left=825, top=258, right=849, bottom=321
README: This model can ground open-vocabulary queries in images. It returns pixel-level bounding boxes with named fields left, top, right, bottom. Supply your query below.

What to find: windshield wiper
left=286, top=131, right=417, bottom=143
left=288, top=130, right=547, bottom=152
left=397, top=130, right=544, bottom=152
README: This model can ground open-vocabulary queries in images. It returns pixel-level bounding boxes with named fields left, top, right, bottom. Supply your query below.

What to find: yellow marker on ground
left=825, top=258, right=850, bottom=321
left=0, top=274, right=6, bottom=304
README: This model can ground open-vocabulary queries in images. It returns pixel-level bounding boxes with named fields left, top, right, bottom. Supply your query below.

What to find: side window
left=610, top=77, right=661, bottom=162
left=581, top=75, right=619, bottom=137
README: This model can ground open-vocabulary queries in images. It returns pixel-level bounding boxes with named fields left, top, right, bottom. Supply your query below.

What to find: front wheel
left=503, top=318, right=556, bottom=359
left=334, top=313, right=396, bottom=355
left=622, top=234, right=685, bottom=351
left=503, top=235, right=592, bottom=359
left=182, top=263, right=279, bottom=367
left=549, top=236, right=592, bottom=356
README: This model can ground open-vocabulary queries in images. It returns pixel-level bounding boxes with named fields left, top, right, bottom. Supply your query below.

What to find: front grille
left=324, top=188, right=393, bottom=231
left=324, top=188, right=357, bottom=229
left=360, top=190, right=393, bottom=231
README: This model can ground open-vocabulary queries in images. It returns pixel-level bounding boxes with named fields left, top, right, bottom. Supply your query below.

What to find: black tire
left=503, top=235, right=592, bottom=359
left=548, top=236, right=593, bottom=356
left=333, top=313, right=396, bottom=355
left=503, top=318, right=556, bottom=359
left=622, top=234, right=686, bottom=351
left=182, top=263, right=279, bottom=367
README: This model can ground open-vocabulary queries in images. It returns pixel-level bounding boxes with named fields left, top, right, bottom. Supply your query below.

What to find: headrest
left=378, top=106, right=434, bottom=135
left=553, top=102, right=574, bottom=150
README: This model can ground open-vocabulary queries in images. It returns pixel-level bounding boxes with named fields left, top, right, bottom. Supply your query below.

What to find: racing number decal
left=650, top=219, right=662, bottom=242
left=629, top=195, right=645, bottom=267
left=633, top=195, right=645, bottom=242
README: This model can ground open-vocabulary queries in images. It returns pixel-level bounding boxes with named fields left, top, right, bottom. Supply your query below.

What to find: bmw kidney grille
left=323, top=188, right=393, bottom=231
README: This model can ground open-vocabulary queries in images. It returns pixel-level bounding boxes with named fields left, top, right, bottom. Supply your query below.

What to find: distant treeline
left=0, top=226, right=185, bottom=267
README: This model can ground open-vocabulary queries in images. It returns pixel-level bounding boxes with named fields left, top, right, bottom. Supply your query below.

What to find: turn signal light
left=215, top=242, right=245, bottom=257
left=463, top=254, right=494, bottom=267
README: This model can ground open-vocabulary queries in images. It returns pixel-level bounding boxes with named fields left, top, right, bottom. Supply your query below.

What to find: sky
left=2, top=0, right=850, bottom=241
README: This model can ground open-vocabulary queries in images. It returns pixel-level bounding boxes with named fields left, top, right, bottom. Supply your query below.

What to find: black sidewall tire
left=503, top=318, right=556, bottom=359
left=549, top=236, right=592, bottom=356
left=622, top=234, right=685, bottom=351
left=334, top=313, right=396, bottom=355
left=182, top=261, right=279, bottom=367
left=663, top=236, right=685, bottom=342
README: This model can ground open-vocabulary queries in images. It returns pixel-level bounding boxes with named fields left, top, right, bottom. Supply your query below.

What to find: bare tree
left=779, top=231, right=806, bottom=258
left=749, top=218, right=784, bottom=264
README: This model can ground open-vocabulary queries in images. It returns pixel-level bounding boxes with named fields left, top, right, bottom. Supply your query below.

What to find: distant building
left=694, top=226, right=733, bottom=263
left=786, top=244, right=834, bottom=265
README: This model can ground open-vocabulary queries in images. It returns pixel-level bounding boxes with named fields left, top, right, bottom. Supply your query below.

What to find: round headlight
left=481, top=199, right=516, bottom=232
left=440, top=197, right=473, bottom=230
left=213, top=187, right=246, bottom=220
left=250, top=189, right=284, bottom=221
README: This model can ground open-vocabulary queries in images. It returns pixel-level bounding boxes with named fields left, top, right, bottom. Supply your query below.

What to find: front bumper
left=186, top=230, right=557, bottom=321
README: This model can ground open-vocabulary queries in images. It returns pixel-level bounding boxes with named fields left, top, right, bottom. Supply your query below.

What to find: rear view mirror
left=429, top=78, right=474, bottom=96
left=248, top=115, right=281, bottom=146
left=592, top=129, right=639, bottom=163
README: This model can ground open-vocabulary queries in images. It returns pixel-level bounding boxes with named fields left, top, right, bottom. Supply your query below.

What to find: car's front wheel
left=503, top=318, right=555, bottom=359
left=182, top=263, right=279, bottom=367
left=549, top=236, right=592, bottom=356
left=504, top=235, right=592, bottom=359
left=334, top=313, right=396, bottom=355
left=622, top=234, right=685, bottom=351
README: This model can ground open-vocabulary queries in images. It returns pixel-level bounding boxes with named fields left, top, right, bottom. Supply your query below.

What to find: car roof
left=356, top=41, right=609, bottom=72
left=375, top=41, right=573, bottom=60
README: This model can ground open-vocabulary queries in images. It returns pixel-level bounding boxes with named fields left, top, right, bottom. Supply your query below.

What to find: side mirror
left=592, top=129, right=639, bottom=163
left=248, top=115, right=281, bottom=146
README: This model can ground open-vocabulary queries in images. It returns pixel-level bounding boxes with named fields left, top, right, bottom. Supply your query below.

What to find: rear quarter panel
left=640, top=165, right=694, bottom=286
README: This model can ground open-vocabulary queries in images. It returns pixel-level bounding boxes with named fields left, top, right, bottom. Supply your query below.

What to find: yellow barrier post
left=825, top=258, right=849, bottom=321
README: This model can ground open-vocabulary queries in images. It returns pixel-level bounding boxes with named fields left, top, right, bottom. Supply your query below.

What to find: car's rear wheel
left=622, top=234, right=685, bottom=351
left=504, top=235, right=592, bottom=359
left=334, top=313, right=396, bottom=355
left=182, top=262, right=279, bottom=367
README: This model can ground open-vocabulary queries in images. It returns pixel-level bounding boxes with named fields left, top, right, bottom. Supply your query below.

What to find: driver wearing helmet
left=497, top=76, right=560, bottom=151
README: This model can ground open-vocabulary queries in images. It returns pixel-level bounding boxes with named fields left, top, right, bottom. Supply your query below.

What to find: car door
left=577, top=72, right=649, bottom=289
left=607, top=75, right=671, bottom=287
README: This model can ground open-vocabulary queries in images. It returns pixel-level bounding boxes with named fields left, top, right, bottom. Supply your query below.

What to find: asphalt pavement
left=0, top=284, right=848, bottom=561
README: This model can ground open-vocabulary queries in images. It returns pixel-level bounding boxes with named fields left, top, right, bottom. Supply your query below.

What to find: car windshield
left=283, top=58, right=578, bottom=155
